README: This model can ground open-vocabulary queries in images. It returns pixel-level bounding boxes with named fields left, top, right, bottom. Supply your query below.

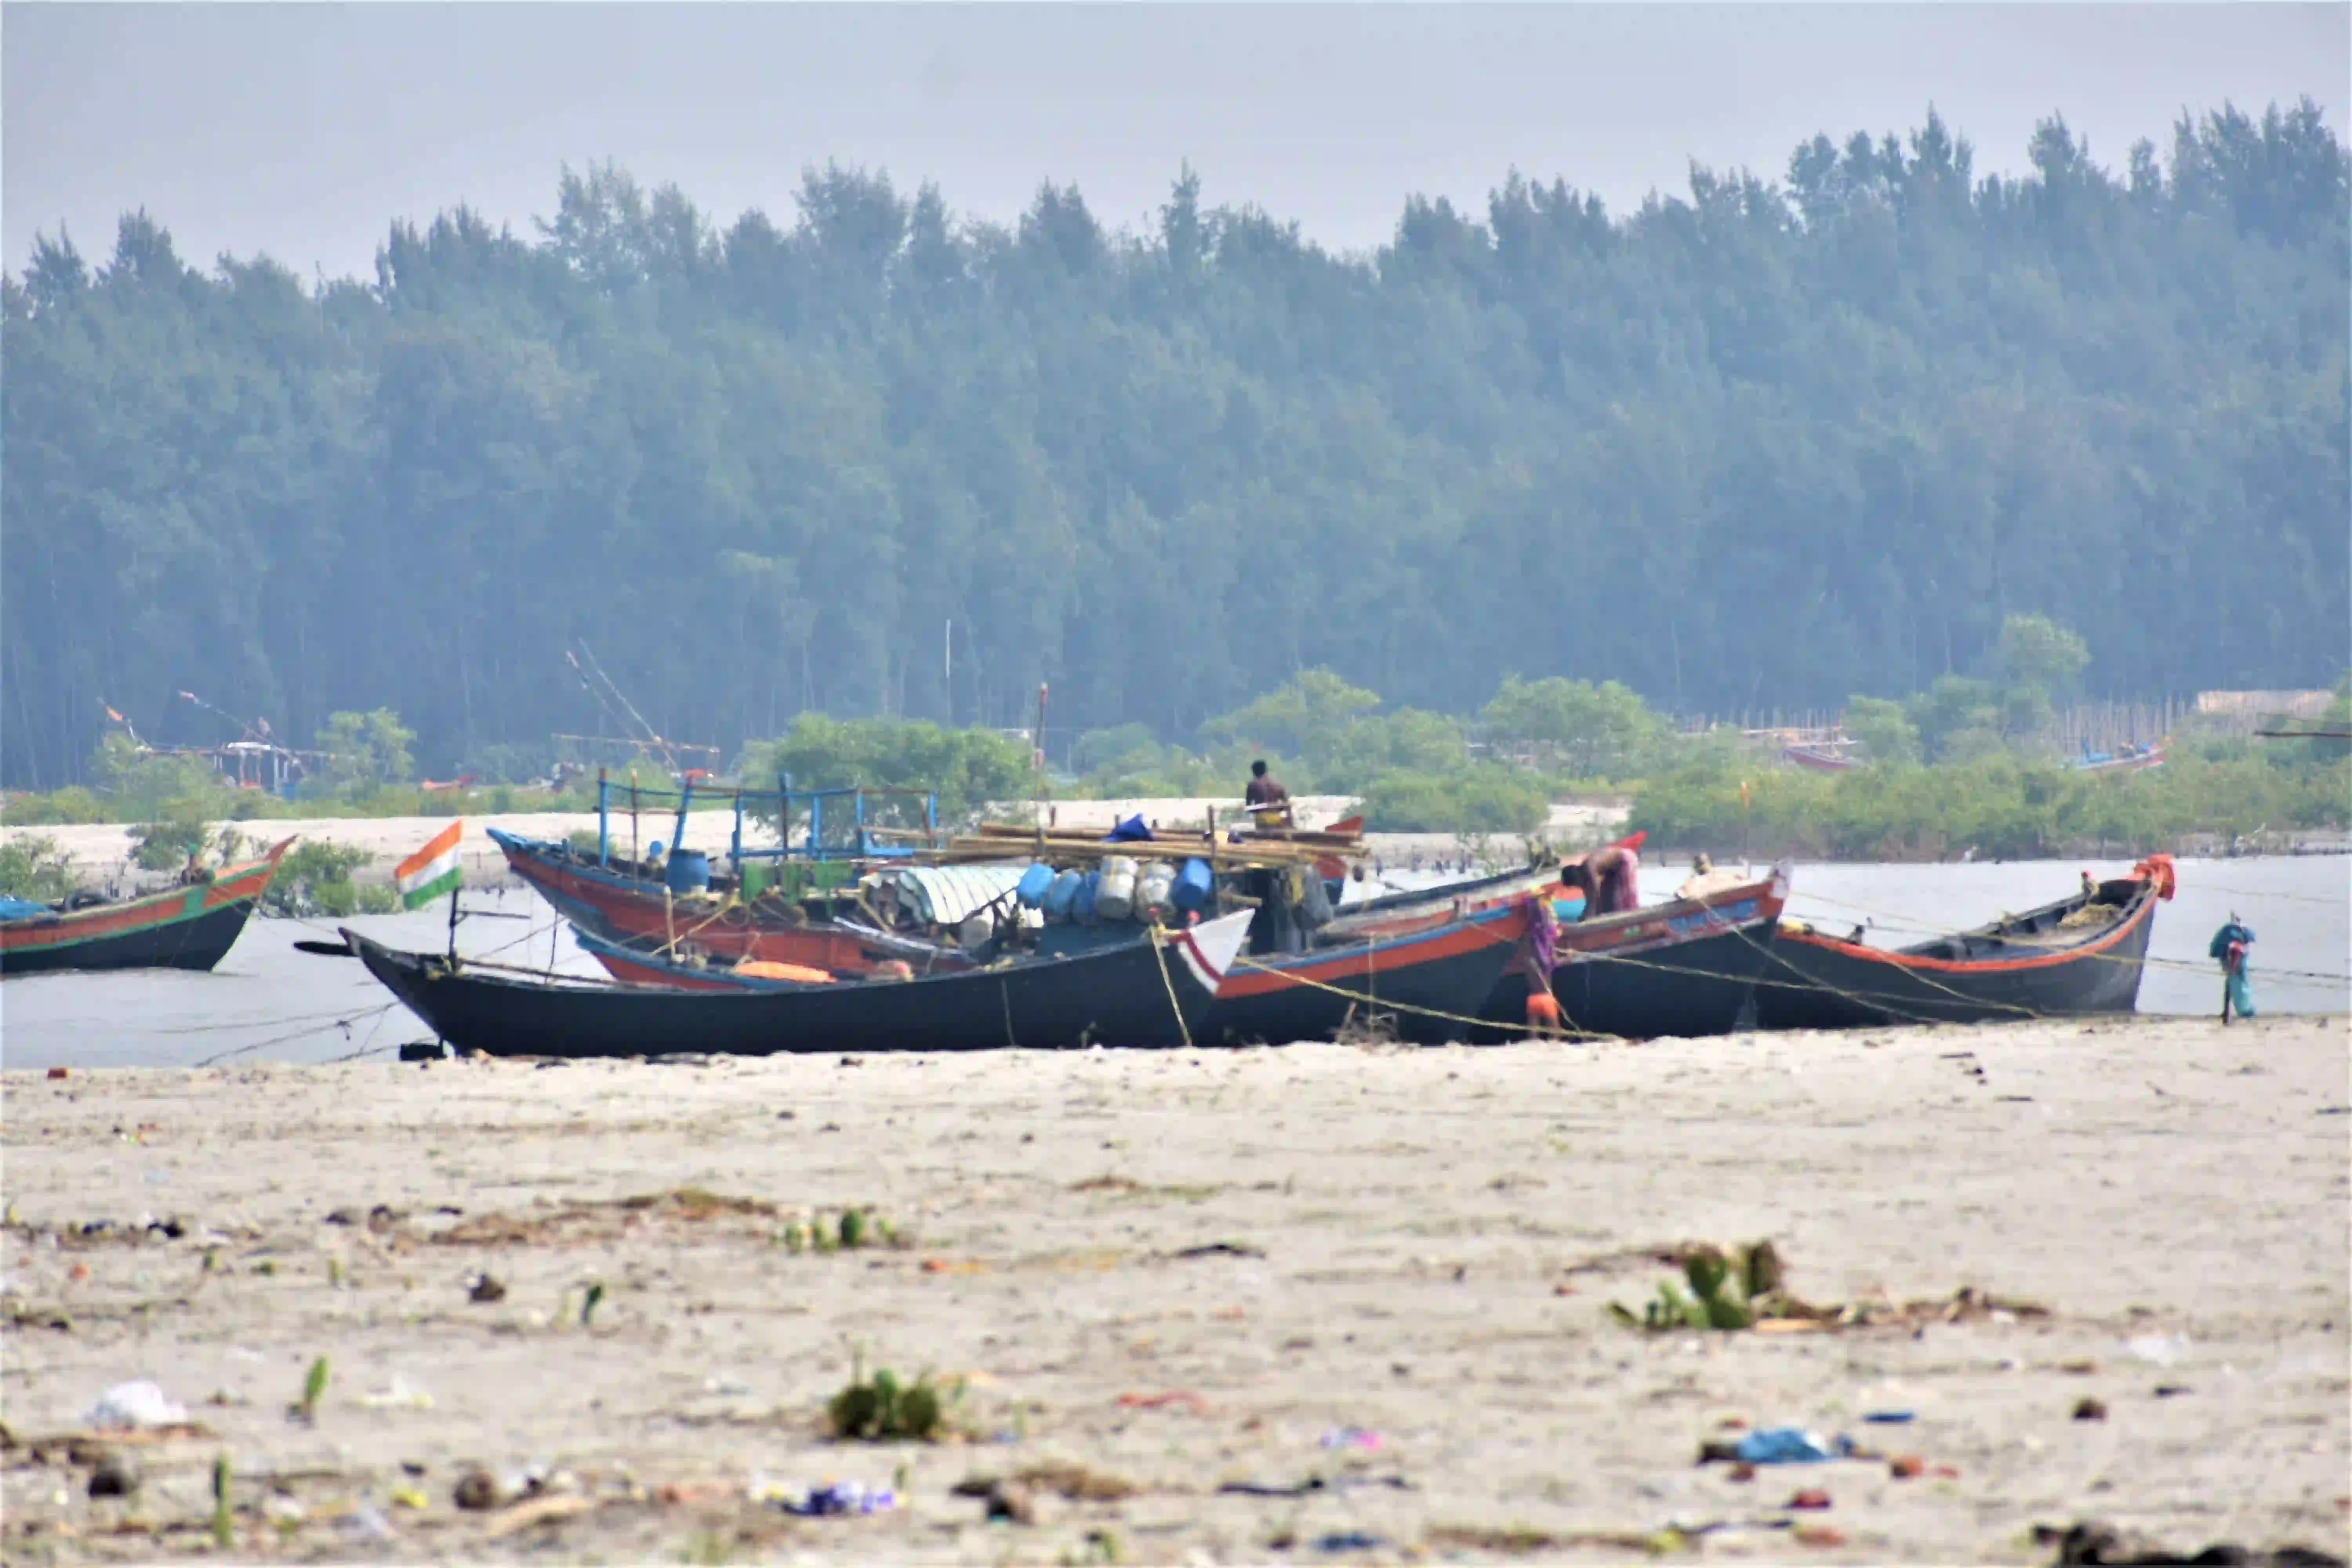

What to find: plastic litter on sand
left=1734, top=1427, right=1852, bottom=1464
left=82, top=1381, right=189, bottom=1430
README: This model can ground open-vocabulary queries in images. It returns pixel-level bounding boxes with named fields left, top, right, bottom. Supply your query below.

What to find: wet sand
left=4, top=1016, right=2345, bottom=1563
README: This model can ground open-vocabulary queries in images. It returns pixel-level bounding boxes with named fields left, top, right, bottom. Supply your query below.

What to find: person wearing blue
left=2209, top=914, right=2256, bottom=1022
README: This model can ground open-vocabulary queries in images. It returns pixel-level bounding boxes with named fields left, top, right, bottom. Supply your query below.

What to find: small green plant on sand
left=828, top=1348, right=960, bottom=1441
left=211, top=1455, right=234, bottom=1546
left=289, top=1356, right=329, bottom=1422
left=1611, top=1241, right=1784, bottom=1333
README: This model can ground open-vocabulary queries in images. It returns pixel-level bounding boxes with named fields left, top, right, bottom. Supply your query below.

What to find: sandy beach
left=3, top=1015, right=2345, bottom=1563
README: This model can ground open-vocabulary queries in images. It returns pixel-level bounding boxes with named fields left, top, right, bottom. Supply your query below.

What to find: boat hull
left=1479, top=879, right=1785, bottom=1040
left=346, top=910, right=1252, bottom=1058
left=1754, top=877, right=2161, bottom=1030
left=1206, top=901, right=1532, bottom=1045
left=0, top=844, right=289, bottom=978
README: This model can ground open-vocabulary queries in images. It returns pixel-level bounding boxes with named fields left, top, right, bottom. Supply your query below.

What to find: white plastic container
left=1095, top=855, right=1139, bottom=921
left=1133, top=862, right=1177, bottom=921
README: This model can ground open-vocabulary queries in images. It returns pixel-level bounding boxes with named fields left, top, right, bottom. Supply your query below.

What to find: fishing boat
left=1753, top=857, right=2172, bottom=1030
left=343, top=909, right=1253, bottom=1057
left=1477, top=868, right=1789, bottom=1040
left=1206, top=897, right=1536, bottom=1045
left=488, top=828, right=945, bottom=975
left=0, top=839, right=293, bottom=977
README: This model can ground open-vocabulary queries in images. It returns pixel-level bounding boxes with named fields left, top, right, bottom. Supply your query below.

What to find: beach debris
left=1862, top=1410, right=1915, bottom=1424
left=1317, top=1531, right=1387, bottom=1552
left=1320, top=1426, right=1382, bottom=1451
left=2071, top=1398, right=2108, bottom=1423
left=83, top=1380, right=188, bottom=1430
left=485, top=1494, right=596, bottom=1537
left=1794, top=1525, right=1848, bottom=1548
left=1788, top=1488, right=1833, bottom=1510
left=580, top=1281, right=606, bottom=1327
left=47, top=1067, right=68, bottom=1080
left=1720, top=1427, right=1851, bottom=1465
left=1170, top=1241, right=1265, bottom=1260
left=359, top=1376, right=434, bottom=1411
left=1889, top=1455, right=1925, bottom=1479
left=2123, top=1334, right=2190, bottom=1367
left=828, top=1353, right=958, bottom=1441
left=1119, top=1389, right=1210, bottom=1414
left=2035, top=1521, right=2347, bottom=1567
left=86, top=1450, right=139, bottom=1498
left=339, top=1503, right=395, bottom=1543
left=390, top=1486, right=429, bottom=1510
left=454, top=1469, right=503, bottom=1510
left=468, top=1272, right=506, bottom=1303
left=2153, top=1383, right=2191, bottom=1398
left=983, top=1479, right=1039, bottom=1523
left=772, top=1480, right=896, bottom=1517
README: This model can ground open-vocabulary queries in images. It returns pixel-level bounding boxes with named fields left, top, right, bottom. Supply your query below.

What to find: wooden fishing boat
left=1206, top=897, right=1536, bottom=1046
left=343, top=909, right=1253, bottom=1057
left=0, top=839, right=293, bottom=977
left=1753, top=858, right=2172, bottom=1030
left=488, top=828, right=947, bottom=975
left=1477, top=868, right=1789, bottom=1040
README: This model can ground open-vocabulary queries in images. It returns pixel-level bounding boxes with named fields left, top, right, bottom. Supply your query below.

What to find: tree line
left=4, top=100, right=2345, bottom=789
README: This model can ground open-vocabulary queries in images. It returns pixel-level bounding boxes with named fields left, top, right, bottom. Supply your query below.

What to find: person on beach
left=1245, top=759, right=1294, bottom=829
left=1559, top=843, right=1640, bottom=919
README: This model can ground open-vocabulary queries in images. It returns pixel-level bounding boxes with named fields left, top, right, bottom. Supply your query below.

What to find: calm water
left=1, top=858, right=2343, bottom=1071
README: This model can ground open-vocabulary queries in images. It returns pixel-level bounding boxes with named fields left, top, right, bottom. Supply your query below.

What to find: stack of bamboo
left=924, top=819, right=1366, bottom=870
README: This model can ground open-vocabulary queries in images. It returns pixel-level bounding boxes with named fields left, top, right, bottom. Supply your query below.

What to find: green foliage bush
left=262, top=841, right=376, bottom=916
left=1353, top=763, right=1549, bottom=834
left=738, top=715, right=1036, bottom=830
left=0, top=833, right=78, bottom=902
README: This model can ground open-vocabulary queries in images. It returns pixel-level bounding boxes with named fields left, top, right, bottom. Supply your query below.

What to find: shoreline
left=3, top=1016, right=2343, bottom=1563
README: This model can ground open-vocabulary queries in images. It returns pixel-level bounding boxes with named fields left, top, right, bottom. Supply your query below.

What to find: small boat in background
left=1754, top=857, right=2172, bottom=1029
left=1784, top=744, right=1860, bottom=774
left=2068, top=740, right=2167, bottom=775
left=345, top=909, right=1253, bottom=1057
left=0, top=839, right=293, bottom=978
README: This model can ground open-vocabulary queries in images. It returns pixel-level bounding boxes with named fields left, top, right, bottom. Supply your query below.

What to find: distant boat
left=1753, top=858, right=2171, bottom=1029
left=2068, top=740, right=2167, bottom=775
left=1, top=839, right=292, bottom=977
left=1784, top=745, right=1860, bottom=774
left=346, top=909, right=1254, bottom=1058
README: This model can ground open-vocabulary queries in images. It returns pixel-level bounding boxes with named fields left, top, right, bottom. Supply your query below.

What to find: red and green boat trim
left=0, top=838, right=294, bottom=977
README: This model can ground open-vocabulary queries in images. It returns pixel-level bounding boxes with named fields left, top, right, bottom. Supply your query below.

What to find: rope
left=195, top=1002, right=398, bottom=1067
left=1147, top=922, right=1195, bottom=1049
left=1227, top=953, right=1619, bottom=1042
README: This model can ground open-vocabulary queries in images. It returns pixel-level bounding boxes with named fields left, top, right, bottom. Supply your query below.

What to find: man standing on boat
left=1246, top=759, right=1294, bottom=829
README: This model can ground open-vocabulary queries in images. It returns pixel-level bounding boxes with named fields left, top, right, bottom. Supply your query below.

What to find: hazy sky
left=5, top=4, right=2347, bottom=282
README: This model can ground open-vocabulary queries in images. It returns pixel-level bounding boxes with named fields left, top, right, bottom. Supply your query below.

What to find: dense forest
left=4, top=101, right=2346, bottom=788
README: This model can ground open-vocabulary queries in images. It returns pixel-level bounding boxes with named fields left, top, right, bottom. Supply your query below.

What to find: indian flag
left=394, top=821, right=465, bottom=910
